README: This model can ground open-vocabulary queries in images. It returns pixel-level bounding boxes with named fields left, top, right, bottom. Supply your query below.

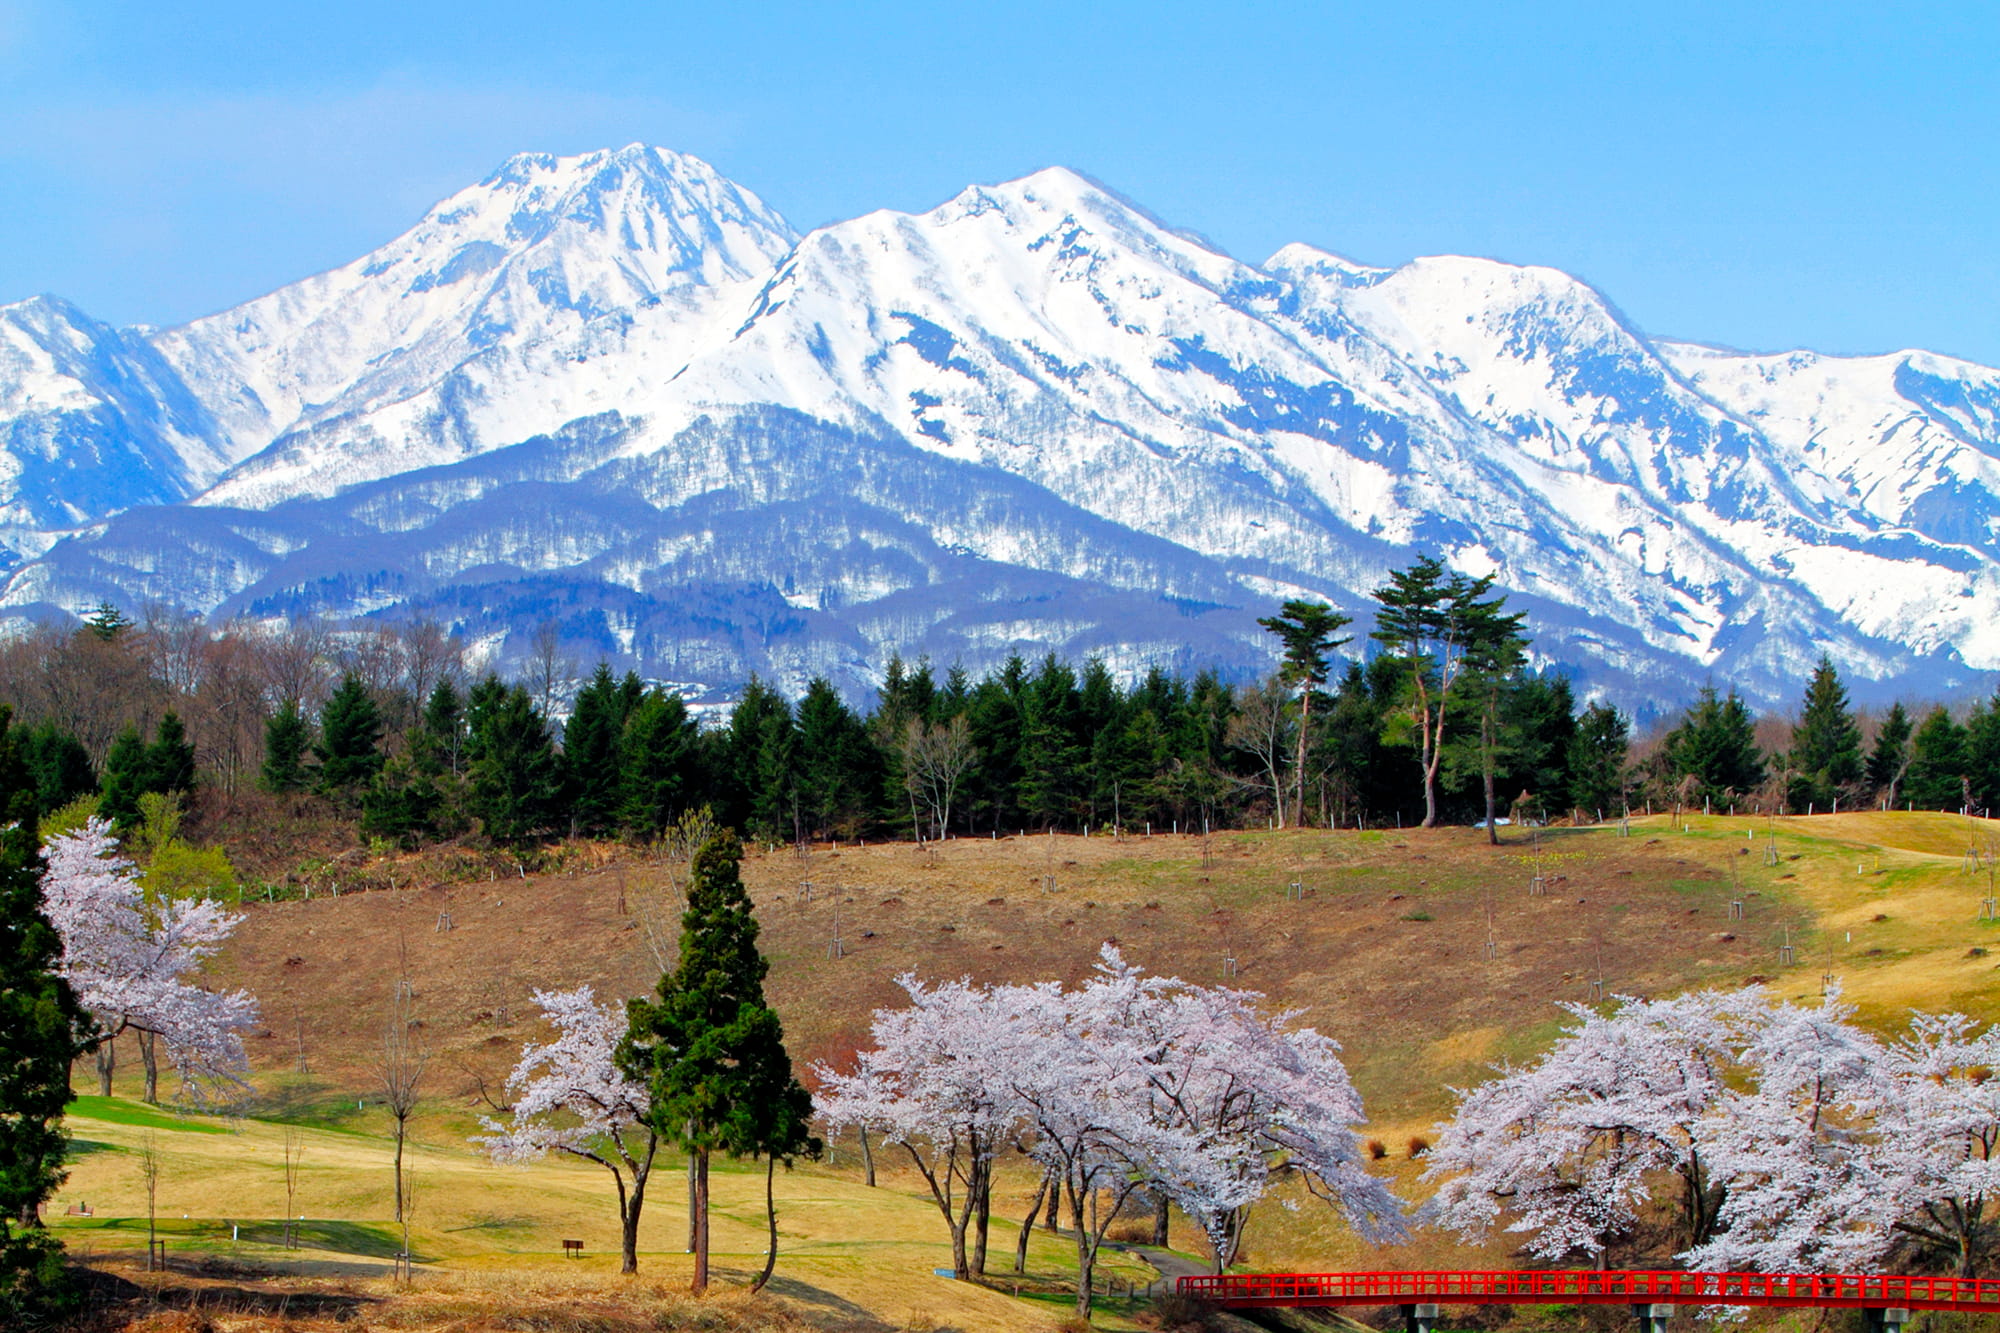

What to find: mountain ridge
left=0, top=146, right=1994, bottom=712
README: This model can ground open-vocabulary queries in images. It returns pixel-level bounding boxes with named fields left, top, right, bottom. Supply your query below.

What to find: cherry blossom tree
left=1133, top=968, right=1403, bottom=1269
left=1869, top=1010, right=2000, bottom=1276
left=40, top=818, right=257, bottom=1104
left=821, top=946, right=1402, bottom=1319
left=815, top=976, right=1018, bottom=1280
left=1683, top=988, right=1890, bottom=1273
left=1424, top=989, right=1765, bottom=1263
left=476, top=987, right=658, bottom=1274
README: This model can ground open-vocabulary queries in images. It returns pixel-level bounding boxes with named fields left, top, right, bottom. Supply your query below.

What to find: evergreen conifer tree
left=1904, top=706, right=1970, bottom=811
left=98, top=726, right=150, bottom=827
left=1256, top=600, right=1353, bottom=827
left=563, top=664, right=629, bottom=838
left=795, top=678, right=873, bottom=838
left=19, top=724, right=94, bottom=816
left=313, top=675, right=384, bottom=800
left=620, top=689, right=700, bottom=839
left=727, top=678, right=796, bottom=841
left=468, top=687, right=566, bottom=846
left=1867, top=702, right=1914, bottom=807
left=417, top=678, right=467, bottom=776
left=1787, top=656, right=1863, bottom=811
left=1566, top=702, right=1631, bottom=816
left=617, top=831, right=818, bottom=1294
left=0, top=705, right=90, bottom=1320
left=146, top=712, right=196, bottom=795
left=261, top=699, right=311, bottom=793
left=1661, top=686, right=1766, bottom=804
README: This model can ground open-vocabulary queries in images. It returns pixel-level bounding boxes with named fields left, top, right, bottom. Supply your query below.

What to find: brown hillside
left=204, top=821, right=1805, bottom=1126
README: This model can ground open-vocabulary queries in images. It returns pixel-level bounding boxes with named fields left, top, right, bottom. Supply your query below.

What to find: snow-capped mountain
left=1, top=145, right=1995, bottom=710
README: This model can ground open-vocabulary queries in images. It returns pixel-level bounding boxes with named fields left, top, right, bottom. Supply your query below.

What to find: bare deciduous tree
left=376, top=972, right=430, bottom=1227
left=901, top=716, right=978, bottom=840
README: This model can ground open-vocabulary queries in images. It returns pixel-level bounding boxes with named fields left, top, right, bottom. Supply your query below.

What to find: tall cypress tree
left=618, top=832, right=817, bottom=1294
left=1788, top=656, right=1863, bottom=812
left=0, top=705, right=90, bottom=1321
left=98, top=726, right=150, bottom=828
left=261, top=699, right=311, bottom=794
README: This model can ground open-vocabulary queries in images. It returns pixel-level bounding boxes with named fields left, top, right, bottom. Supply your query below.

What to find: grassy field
left=54, top=812, right=2000, bottom=1330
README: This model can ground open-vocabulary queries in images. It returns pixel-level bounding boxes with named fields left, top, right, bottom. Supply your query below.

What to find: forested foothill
left=0, top=571, right=1984, bottom=883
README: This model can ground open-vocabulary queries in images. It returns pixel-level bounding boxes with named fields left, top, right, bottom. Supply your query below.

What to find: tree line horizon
left=0, top=559, right=1994, bottom=860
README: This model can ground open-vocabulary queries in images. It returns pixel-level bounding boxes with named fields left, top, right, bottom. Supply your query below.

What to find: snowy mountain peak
left=5, top=148, right=2000, bottom=710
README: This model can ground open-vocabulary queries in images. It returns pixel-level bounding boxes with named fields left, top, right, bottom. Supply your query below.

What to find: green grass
left=67, top=1095, right=230, bottom=1134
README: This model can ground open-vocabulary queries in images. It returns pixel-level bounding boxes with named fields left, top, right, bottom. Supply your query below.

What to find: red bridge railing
left=1176, top=1270, right=2000, bottom=1312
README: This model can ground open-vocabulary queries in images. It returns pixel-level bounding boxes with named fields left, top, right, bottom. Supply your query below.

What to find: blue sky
left=2, top=1, right=1994, bottom=363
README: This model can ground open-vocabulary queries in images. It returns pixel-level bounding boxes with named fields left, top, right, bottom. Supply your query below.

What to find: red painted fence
left=1176, top=1270, right=2000, bottom=1312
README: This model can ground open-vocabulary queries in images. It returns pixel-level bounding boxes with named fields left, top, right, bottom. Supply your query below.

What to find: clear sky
left=2, top=1, right=1994, bottom=363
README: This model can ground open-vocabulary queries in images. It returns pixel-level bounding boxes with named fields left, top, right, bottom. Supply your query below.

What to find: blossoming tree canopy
left=40, top=817, right=257, bottom=1103
left=817, top=944, right=1404, bottom=1317
left=476, top=986, right=659, bottom=1274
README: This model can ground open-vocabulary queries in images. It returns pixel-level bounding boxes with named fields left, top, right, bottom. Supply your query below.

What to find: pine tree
left=415, top=679, right=467, bottom=777
left=564, top=664, right=630, bottom=839
left=468, top=687, right=567, bottom=846
left=621, top=689, right=700, bottom=839
left=617, top=832, right=817, bottom=1294
left=1787, top=656, right=1863, bottom=812
left=1904, top=706, right=1970, bottom=811
left=795, top=678, right=874, bottom=838
left=1567, top=702, right=1631, bottom=816
left=98, top=726, right=150, bottom=828
left=82, top=601, right=132, bottom=641
left=727, top=679, right=795, bottom=841
left=0, top=706, right=90, bottom=1320
left=313, top=675, right=384, bottom=801
left=1867, top=703, right=1914, bottom=806
left=146, top=712, right=196, bottom=795
left=1661, top=686, right=1766, bottom=804
left=1256, top=599, right=1353, bottom=827
left=18, top=724, right=94, bottom=816
left=261, top=699, right=311, bottom=793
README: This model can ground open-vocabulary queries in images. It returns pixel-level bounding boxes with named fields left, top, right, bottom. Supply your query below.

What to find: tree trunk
left=95, top=1035, right=115, bottom=1097
left=618, top=1162, right=650, bottom=1276
left=752, top=1155, right=780, bottom=1293
left=139, top=1029, right=160, bottom=1104
left=1291, top=685, right=1311, bottom=829
left=687, top=1148, right=699, bottom=1252
left=970, top=1157, right=991, bottom=1276
left=1044, top=1174, right=1061, bottom=1232
left=1016, top=1173, right=1050, bottom=1273
left=690, top=1147, right=711, bottom=1293
left=1482, top=698, right=1500, bottom=847
left=858, top=1126, right=876, bottom=1188
left=393, top=1116, right=407, bottom=1224
left=1071, top=1183, right=1097, bottom=1320
left=1152, top=1191, right=1170, bottom=1247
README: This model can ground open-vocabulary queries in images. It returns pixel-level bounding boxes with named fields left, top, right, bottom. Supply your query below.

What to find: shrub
left=1366, top=1138, right=1388, bottom=1160
left=1140, top=1289, right=1217, bottom=1333
left=1407, top=1134, right=1432, bottom=1158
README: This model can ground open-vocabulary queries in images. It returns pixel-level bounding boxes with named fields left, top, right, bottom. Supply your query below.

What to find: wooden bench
left=63, top=1203, right=92, bottom=1217
left=562, top=1239, right=584, bottom=1258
